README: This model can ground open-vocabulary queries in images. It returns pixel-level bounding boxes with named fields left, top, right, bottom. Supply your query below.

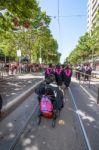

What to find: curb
left=1, top=80, right=43, bottom=119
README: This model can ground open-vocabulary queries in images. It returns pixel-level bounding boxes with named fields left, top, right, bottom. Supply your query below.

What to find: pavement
left=0, top=73, right=44, bottom=119
left=92, top=70, right=99, bottom=78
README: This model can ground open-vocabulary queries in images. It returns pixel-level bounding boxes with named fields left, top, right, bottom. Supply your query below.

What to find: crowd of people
left=0, top=62, right=42, bottom=76
left=75, top=64, right=92, bottom=81
left=35, top=63, right=72, bottom=116
left=45, top=63, right=72, bottom=88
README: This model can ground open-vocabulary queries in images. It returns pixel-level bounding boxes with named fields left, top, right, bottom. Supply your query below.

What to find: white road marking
left=80, top=85, right=96, bottom=102
left=69, top=87, right=92, bottom=150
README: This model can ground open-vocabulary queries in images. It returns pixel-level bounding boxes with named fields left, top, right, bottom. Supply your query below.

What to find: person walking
left=63, top=65, right=72, bottom=88
left=54, top=64, right=63, bottom=87
left=45, top=64, right=54, bottom=79
left=84, top=64, right=92, bottom=80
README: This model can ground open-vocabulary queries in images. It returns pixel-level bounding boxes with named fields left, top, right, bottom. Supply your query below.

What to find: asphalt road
left=0, top=85, right=87, bottom=150
left=70, top=77, right=99, bottom=150
left=11, top=90, right=88, bottom=150
left=0, top=74, right=99, bottom=150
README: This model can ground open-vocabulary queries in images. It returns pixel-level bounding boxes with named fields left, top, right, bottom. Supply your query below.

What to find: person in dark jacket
left=35, top=74, right=64, bottom=110
left=54, top=64, right=63, bottom=87
left=63, top=65, right=72, bottom=88
left=44, top=64, right=54, bottom=79
left=84, top=64, right=92, bottom=80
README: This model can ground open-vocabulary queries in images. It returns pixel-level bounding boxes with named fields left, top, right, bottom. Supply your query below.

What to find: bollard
left=97, top=87, right=99, bottom=104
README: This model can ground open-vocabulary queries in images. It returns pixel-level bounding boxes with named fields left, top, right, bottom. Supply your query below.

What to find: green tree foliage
left=0, top=0, right=61, bottom=64
left=91, top=11, right=99, bottom=55
left=65, top=10, right=99, bottom=65
left=0, top=0, right=40, bottom=20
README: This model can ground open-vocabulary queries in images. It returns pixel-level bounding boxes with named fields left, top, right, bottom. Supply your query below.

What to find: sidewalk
left=0, top=73, right=44, bottom=118
left=92, top=70, right=99, bottom=78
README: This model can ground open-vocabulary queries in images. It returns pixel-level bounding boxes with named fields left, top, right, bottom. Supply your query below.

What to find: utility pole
left=39, top=45, right=42, bottom=64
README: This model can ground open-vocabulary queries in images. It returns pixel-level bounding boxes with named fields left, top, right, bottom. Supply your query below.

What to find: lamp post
left=38, top=19, right=46, bottom=64
left=92, top=48, right=94, bottom=68
left=17, top=49, right=21, bottom=73
left=89, top=30, right=94, bottom=68
left=39, top=45, right=42, bottom=64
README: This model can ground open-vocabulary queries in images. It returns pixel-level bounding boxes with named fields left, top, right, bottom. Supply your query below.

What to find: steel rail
left=8, top=103, right=38, bottom=150
left=69, top=87, right=92, bottom=150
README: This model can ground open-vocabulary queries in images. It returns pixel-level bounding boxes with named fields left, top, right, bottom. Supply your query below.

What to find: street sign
left=17, top=50, right=21, bottom=57
left=39, top=57, right=42, bottom=64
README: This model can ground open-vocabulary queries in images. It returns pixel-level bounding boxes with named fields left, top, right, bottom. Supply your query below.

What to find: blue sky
left=38, top=0, right=87, bottom=63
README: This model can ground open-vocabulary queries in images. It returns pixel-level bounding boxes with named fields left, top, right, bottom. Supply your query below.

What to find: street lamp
left=17, top=49, right=21, bottom=73
left=89, top=30, right=94, bottom=68
left=39, top=45, right=42, bottom=64
left=38, top=19, right=46, bottom=64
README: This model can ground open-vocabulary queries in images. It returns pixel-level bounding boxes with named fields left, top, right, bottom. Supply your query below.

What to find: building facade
left=87, top=0, right=99, bottom=32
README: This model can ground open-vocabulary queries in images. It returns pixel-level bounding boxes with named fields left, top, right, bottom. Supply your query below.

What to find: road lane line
left=69, top=87, right=92, bottom=150
left=80, top=85, right=96, bottom=102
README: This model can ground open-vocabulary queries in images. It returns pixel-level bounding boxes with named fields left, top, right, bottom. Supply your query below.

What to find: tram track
left=0, top=93, right=39, bottom=150
left=9, top=89, right=88, bottom=150
left=1, top=77, right=98, bottom=150
left=70, top=78, right=99, bottom=150
left=81, top=81, right=99, bottom=104
left=8, top=104, right=38, bottom=150
left=73, top=77, right=99, bottom=102
left=69, top=87, right=92, bottom=150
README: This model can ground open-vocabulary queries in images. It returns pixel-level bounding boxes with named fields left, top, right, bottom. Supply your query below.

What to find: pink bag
left=40, top=96, right=53, bottom=118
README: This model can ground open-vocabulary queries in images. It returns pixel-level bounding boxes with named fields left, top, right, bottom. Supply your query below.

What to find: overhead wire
left=57, top=0, right=62, bottom=52
left=56, top=1, right=86, bottom=63
left=57, top=0, right=60, bottom=34
left=49, top=15, right=86, bottom=18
